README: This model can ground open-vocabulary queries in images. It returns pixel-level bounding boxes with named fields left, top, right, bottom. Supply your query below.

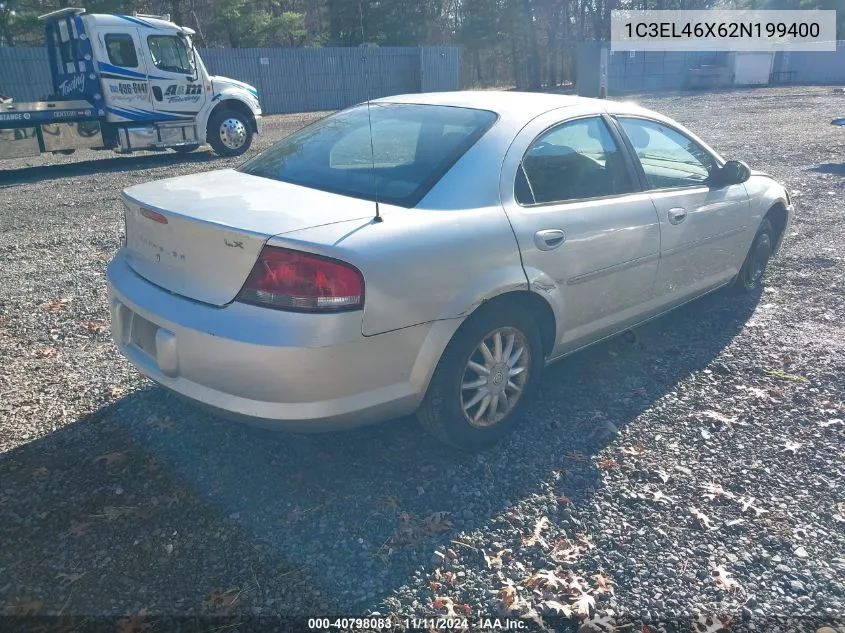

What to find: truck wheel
left=172, top=144, right=200, bottom=154
left=208, top=109, right=252, bottom=157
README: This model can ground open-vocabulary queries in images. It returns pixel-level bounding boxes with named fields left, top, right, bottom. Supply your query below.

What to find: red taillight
left=236, top=247, right=364, bottom=312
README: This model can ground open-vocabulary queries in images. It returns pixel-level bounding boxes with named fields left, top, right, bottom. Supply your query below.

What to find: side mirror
left=710, top=160, right=751, bottom=186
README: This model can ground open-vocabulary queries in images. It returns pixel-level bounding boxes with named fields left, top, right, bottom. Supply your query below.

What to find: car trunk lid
left=122, top=169, right=375, bottom=306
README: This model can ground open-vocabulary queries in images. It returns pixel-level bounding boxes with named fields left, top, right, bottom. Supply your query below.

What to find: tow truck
left=0, top=8, right=262, bottom=162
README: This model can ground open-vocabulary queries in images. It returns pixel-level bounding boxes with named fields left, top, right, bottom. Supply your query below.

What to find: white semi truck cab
left=0, top=8, right=262, bottom=161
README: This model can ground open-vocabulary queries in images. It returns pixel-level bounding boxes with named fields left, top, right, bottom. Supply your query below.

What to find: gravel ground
left=0, top=86, right=843, bottom=633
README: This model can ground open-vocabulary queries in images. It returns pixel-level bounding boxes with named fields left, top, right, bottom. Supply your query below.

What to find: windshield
left=238, top=103, right=497, bottom=208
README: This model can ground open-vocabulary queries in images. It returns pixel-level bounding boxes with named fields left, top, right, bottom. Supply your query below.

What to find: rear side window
left=105, top=34, right=138, bottom=68
left=239, top=104, right=497, bottom=208
left=517, top=116, right=633, bottom=205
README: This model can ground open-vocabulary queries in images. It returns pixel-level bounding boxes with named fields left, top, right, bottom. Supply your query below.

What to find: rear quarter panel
left=269, top=205, right=527, bottom=337
left=266, top=119, right=528, bottom=337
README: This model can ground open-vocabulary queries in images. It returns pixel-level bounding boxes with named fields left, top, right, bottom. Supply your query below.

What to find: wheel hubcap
left=219, top=118, right=247, bottom=150
left=460, top=327, right=530, bottom=428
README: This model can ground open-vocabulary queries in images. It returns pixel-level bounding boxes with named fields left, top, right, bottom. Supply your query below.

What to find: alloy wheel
left=460, top=327, right=531, bottom=428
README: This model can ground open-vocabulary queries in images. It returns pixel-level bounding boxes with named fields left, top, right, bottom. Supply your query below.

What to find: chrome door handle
left=667, top=208, right=687, bottom=225
left=535, top=229, right=567, bottom=251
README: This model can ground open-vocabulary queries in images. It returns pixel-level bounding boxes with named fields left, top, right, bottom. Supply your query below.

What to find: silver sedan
left=107, top=91, right=792, bottom=449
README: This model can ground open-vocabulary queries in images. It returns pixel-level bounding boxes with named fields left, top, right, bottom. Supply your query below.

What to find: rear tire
left=733, top=218, right=774, bottom=294
left=207, top=109, right=253, bottom=157
left=417, top=303, right=543, bottom=450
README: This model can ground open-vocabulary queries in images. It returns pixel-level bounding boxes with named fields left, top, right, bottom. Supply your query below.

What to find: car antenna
left=359, top=0, right=382, bottom=223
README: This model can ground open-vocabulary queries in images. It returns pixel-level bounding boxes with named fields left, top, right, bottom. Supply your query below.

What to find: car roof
left=375, top=91, right=596, bottom=117
left=374, top=90, right=665, bottom=125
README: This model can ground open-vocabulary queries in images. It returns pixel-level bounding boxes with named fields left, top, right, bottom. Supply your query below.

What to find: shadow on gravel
left=0, top=151, right=218, bottom=186
left=809, top=163, right=845, bottom=176
left=0, top=289, right=760, bottom=616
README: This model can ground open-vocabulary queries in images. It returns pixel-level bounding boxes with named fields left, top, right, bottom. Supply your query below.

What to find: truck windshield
left=147, top=35, right=194, bottom=74
left=238, top=103, right=497, bottom=208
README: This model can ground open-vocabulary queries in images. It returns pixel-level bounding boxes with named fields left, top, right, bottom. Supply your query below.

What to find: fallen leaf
left=702, top=482, right=735, bottom=502
left=498, top=583, right=517, bottom=609
left=390, top=512, right=417, bottom=546
left=738, top=496, right=769, bottom=516
left=551, top=536, right=593, bottom=564
left=592, top=573, right=616, bottom=595
left=571, top=593, right=596, bottom=616
left=82, top=320, right=109, bottom=334
left=432, top=596, right=468, bottom=617
left=620, top=441, right=646, bottom=456
left=68, top=520, right=90, bottom=537
left=483, top=548, right=512, bottom=569
left=565, top=574, right=591, bottom=596
left=541, top=599, right=572, bottom=616
left=203, top=588, right=239, bottom=612
left=526, top=569, right=568, bottom=590
left=109, top=386, right=124, bottom=398
left=422, top=511, right=452, bottom=535
left=30, top=467, right=49, bottom=482
left=522, top=516, right=550, bottom=548
left=95, top=451, right=127, bottom=467
left=690, top=507, right=714, bottom=530
left=712, top=566, right=740, bottom=591
left=782, top=440, right=802, bottom=454
left=3, top=596, right=43, bottom=616
left=597, top=457, right=618, bottom=469
left=699, top=410, right=739, bottom=426
left=44, top=298, right=71, bottom=312
left=654, top=469, right=671, bottom=483
left=647, top=488, right=674, bottom=504
left=34, top=347, right=58, bottom=359
left=692, top=614, right=731, bottom=633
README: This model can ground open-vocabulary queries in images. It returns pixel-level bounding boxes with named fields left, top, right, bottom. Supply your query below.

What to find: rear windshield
left=238, top=103, right=497, bottom=208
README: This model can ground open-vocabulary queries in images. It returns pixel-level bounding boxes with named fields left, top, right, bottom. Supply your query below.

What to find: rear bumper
left=106, top=249, right=441, bottom=431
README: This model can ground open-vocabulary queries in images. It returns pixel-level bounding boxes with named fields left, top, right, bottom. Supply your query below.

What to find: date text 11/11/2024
left=307, top=616, right=528, bottom=630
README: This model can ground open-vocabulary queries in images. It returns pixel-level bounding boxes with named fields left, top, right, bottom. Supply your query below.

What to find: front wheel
left=417, top=303, right=543, bottom=450
left=733, top=218, right=774, bottom=294
left=207, top=109, right=253, bottom=157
